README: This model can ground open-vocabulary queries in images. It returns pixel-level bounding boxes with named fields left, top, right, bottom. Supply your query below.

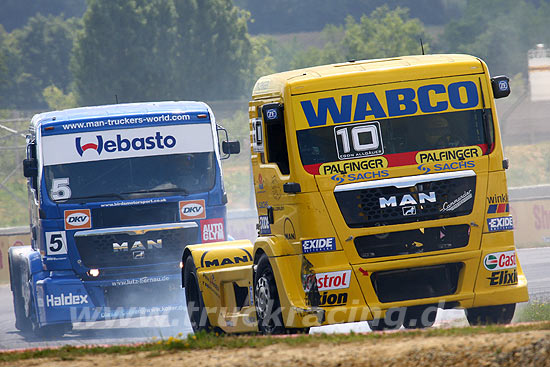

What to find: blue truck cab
left=8, top=101, right=239, bottom=336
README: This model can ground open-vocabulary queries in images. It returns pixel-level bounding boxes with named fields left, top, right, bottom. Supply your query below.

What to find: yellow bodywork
left=185, top=55, right=528, bottom=333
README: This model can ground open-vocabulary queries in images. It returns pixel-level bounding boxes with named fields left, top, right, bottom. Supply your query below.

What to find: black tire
left=403, top=305, right=437, bottom=329
left=254, top=254, right=287, bottom=334
left=368, top=308, right=405, bottom=331
left=9, top=254, right=32, bottom=332
left=183, top=256, right=212, bottom=332
left=466, top=303, right=516, bottom=326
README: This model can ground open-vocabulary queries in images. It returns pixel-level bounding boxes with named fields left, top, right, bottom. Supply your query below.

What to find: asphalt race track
left=0, top=248, right=548, bottom=350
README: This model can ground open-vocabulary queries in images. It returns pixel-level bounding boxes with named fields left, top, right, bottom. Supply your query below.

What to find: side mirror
left=222, top=140, right=240, bottom=155
left=23, top=158, right=38, bottom=178
left=491, top=76, right=511, bottom=99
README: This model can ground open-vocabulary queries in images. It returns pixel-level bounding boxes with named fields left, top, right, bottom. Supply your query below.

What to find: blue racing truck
left=8, top=101, right=239, bottom=336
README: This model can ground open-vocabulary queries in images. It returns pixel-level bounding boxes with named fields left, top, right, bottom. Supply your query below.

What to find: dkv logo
left=64, top=209, right=91, bottom=230
left=179, top=200, right=206, bottom=220
left=75, top=132, right=176, bottom=156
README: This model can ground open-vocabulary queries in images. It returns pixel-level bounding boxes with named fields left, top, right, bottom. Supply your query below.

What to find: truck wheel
left=9, top=254, right=32, bottom=332
left=466, top=304, right=516, bottom=326
left=403, top=305, right=437, bottom=329
left=183, top=256, right=212, bottom=332
left=254, top=254, right=289, bottom=334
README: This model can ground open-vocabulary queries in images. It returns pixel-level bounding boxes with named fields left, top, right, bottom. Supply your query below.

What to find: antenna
left=420, top=38, right=425, bottom=55
left=115, top=94, right=119, bottom=104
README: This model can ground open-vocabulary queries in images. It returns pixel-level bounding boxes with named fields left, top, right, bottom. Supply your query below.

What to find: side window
left=261, top=103, right=290, bottom=175
left=26, top=142, right=38, bottom=195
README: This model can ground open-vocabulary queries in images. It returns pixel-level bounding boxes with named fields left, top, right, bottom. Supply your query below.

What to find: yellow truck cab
left=181, top=54, right=528, bottom=333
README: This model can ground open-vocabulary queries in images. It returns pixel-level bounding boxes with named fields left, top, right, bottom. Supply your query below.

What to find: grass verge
left=2, top=322, right=550, bottom=363
left=515, top=301, right=550, bottom=322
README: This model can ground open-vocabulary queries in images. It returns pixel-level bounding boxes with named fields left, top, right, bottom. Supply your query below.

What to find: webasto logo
left=75, top=132, right=176, bottom=156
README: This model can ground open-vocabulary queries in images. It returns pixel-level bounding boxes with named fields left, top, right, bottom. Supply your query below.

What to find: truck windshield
left=296, top=109, right=492, bottom=167
left=44, top=152, right=216, bottom=202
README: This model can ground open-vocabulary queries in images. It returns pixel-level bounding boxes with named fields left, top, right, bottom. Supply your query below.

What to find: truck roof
left=30, top=101, right=211, bottom=130
left=252, top=54, right=485, bottom=99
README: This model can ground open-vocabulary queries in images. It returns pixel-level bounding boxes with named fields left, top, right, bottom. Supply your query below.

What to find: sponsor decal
left=300, top=80, right=479, bottom=127
left=284, top=218, right=296, bottom=240
left=417, top=160, right=475, bottom=174
left=258, top=215, right=271, bottom=235
left=302, top=237, right=336, bottom=254
left=200, top=248, right=252, bottom=268
left=483, top=251, right=516, bottom=271
left=271, top=176, right=282, bottom=200
left=46, top=293, right=89, bottom=307
left=440, top=189, right=473, bottom=212
left=258, top=174, right=264, bottom=190
left=179, top=199, right=206, bottom=220
left=379, top=192, right=436, bottom=208
left=42, top=125, right=214, bottom=166
left=319, top=291, right=348, bottom=307
left=201, top=218, right=225, bottom=243
left=111, top=276, right=170, bottom=287
left=358, top=267, right=369, bottom=276
left=331, top=169, right=389, bottom=184
left=320, top=156, right=388, bottom=175
left=316, top=270, right=352, bottom=291
left=64, top=209, right=91, bottom=230
left=201, top=272, right=220, bottom=297
left=415, top=146, right=482, bottom=164
left=333, top=121, right=384, bottom=160
left=487, top=203, right=509, bottom=214
left=75, top=131, right=176, bottom=157
left=487, top=193, right=508, bottom=205
left=487, top=216, right=514, bottom=232
left=266, top=108, right=278, bottom=120
left=487, top=269, right=518, bottom=286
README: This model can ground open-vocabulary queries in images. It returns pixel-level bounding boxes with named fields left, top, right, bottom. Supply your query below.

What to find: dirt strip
left=2, top=330, right=550, bottom=367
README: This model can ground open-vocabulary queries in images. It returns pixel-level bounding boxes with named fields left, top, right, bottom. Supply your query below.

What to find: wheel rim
left=255, top=275, right=271, bottom=320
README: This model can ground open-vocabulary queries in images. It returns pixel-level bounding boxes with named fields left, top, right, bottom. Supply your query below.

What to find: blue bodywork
left=16, top=101, right=229, bottom=327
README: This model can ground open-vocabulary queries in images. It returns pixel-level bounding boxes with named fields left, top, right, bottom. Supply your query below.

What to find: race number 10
left=333, top=121, right=384, bottom=160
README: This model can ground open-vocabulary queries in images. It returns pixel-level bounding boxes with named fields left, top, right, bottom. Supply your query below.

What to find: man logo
left=64, top=209, right=92, bottom=230
left=402, top=206, right=417, bottom=216
left=75, top=136, right=103, bottom=156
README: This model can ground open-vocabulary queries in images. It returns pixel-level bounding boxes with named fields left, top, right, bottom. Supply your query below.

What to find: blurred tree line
left=1, top=0, right=550, bottom=111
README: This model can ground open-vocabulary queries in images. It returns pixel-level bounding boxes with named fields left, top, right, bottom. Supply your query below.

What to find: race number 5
left=51, top=178, right=72, bottom=201
left=45, top=231, right=68, bottom=255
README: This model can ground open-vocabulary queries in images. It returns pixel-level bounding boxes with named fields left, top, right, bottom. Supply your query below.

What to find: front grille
left=371, top=263, right=462, bottom=303
left=335, top=175, right=476, bottom=228
left=74, top=223, right=198, bottom=269
left=355, top=224, right=470, bottom=259
left=91, top=202, right=180, bottom=229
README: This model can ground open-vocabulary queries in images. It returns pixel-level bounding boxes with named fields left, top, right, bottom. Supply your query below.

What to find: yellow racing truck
left=181, top=54, right=528, bottom=333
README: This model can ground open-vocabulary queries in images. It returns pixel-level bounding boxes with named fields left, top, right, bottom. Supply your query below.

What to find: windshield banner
left=42, top=124, right=214, bottom=166
left=292, top=75, right=484, bottom=130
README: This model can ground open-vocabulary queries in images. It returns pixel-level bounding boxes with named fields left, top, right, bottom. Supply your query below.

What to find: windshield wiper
left=121, top=187, right=190, bottom=196
left=68, top=193, right=127, bottom=203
